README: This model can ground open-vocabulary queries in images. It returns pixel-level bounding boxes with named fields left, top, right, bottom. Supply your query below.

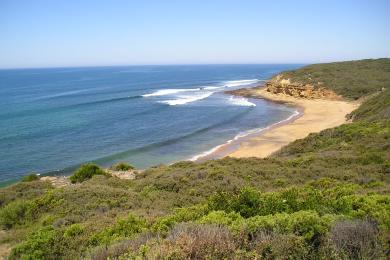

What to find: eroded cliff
left=265, top=74, right=342, bottom=100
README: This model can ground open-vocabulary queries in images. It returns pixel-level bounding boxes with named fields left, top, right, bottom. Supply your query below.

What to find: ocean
left=0, top=64, right=302, bottom=184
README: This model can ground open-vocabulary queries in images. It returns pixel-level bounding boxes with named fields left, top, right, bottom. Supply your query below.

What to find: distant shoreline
left=192, top=85, right=359, bottom=161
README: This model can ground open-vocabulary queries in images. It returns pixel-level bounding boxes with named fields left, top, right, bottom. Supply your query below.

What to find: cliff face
left=265, top=75, right=342, bottom=100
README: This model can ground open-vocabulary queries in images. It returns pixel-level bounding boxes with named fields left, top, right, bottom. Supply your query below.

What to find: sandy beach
left=225, top=87, right=360, bottom=158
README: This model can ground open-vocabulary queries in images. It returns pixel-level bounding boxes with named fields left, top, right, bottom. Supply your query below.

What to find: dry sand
left=227, top=87, right=359, bottom=158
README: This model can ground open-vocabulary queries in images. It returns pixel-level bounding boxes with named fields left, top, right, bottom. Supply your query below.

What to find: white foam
left=142, top=88, right=199, bottom=97
left=142, top=78, right=263, bottom=106
left=189, top=142, right=230, bottom=161
left=223, top=79, right=259, bottom=88
left=228, top=96, right=256, bottom=107
left=143, top=79, right=260, bottom=98
left=233, top=110, right=300, bottom=140
left=203, top=86, right=220, bottom=90
left=189, top=109, right=301, bottom=161
left=159, top=92, right=214, bottom=106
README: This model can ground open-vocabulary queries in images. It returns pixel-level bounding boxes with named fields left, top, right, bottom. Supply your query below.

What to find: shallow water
left=0, top=64, right=302, bottom=183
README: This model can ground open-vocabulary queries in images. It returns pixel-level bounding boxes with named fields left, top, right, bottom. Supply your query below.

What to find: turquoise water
left=0, top=64, right=302, bottom=183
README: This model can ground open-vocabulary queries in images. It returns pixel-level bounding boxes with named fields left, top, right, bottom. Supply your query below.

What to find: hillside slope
left=268, top=58, right=390, bottom=100
left=1, top=59, right=389, bottom=259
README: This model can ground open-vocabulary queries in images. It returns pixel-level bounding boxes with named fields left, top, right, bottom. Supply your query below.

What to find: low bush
left=64, top=224, right=84, bottom=238
left=21, top=173, right=39, bottom=182
left=70, top=163, right=107, bottom=183
left=151, top=204, right=209, bottom=233
left=329, top=218, right=383, bottom=259
left=10, top=226, right=62, bottom=259
left=113, top=223, right=238, bottom=259
left=0, top=200, right=33, bottom=229
left=250, top=232, right=310, bottom=259
left=90, top=214, right=147, bottom=246
left=199, top=210, right=333, bottom=242
left=163, top=223, right=237, bottom=259
left=207, top=184, right=359, bottom=218
left=110, top=162, right=134, bottom=171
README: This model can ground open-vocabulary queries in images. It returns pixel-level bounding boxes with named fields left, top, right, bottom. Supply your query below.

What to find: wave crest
left=159, top=92, right=214, bottom=106
left=142, top=88, right=199, bottom=97
left=223, top=79, right=259, bottom=88
left=228, top=96, right=256, bottom=107
left=142, top=78, right=260, bottom=106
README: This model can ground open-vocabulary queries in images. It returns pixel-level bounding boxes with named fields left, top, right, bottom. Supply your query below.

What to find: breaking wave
left=159, top=92, right=214, bottom=106
left=142, top=79, right=260, bottom=106
left=228, top=96, right=256, bottom=107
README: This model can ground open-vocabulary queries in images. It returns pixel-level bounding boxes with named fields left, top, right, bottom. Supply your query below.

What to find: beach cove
left=195, top=86, right=360, bottom=160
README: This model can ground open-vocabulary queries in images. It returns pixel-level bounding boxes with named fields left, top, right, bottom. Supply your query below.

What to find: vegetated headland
left=0, top=58, right=389, bottom=259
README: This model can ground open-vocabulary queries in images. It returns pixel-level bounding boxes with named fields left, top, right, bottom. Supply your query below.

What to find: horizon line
left=1, top=57, right=388, bottom=70
left=0, top=62, right=309, bottom=71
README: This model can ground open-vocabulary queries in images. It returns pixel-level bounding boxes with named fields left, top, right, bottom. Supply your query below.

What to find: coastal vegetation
left=110, top=162, right=135, bottom=171
left=0, top=59, right=389, bottom=259
left=69, top=163, right=108, bottom=183
left=275, top=58, right=390, bottom=100
left=21, top=174, right=39, bottom=182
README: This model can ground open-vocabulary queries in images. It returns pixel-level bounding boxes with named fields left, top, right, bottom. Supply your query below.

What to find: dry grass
left=330, top=218, right=382, bottom=259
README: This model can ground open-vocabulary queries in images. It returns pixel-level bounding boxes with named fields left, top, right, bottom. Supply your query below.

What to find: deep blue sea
left=0, top=64, right=302, bottom=184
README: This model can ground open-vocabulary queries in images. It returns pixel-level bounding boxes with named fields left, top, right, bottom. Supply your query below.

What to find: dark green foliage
left=110, top=162, right=134, bottom=171
left=63, top=223, right=84, bottom=238
left=21, top=173, right=39, bottom=182
left=69, top=163, right=107, bottom=183
left=277, top=58, right=390, bottom=100
left=10, top=226, right=61, bottom=259
left=0, top=200, right=33, bottom=229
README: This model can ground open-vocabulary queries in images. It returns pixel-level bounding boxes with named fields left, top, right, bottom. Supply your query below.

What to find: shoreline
left=1, top=84, right=359, bottom=187
left=193, top=86, right=359, bottom=161
left=190, top=105, right=303, bottom=162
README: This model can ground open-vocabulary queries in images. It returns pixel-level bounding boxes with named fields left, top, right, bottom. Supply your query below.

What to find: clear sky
left=0, top=0, right=389, bottom=68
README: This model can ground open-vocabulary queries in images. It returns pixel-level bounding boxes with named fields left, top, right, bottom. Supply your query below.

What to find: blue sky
left=0, top=0, right=389, bottom=68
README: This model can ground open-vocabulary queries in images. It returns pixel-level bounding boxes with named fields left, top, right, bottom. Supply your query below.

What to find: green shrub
left=10, top=226, right=61, bottom=259
left=209, top=182, right=381, bottom=218
left=244, top=211, right=335, bottom=242
left=64, top=224, right=84, bottom=238
left=152, top=205, right=209, bottom=233
left=90, top=214, right=147, bottom=246
left=70, top=163, right=107, bottom=183
left=0, top=200, right=33, bottom=229
left=198, top=211, right=244, bottom=228
left=110, top=162, right=134, bottom=171
left=21, top=173, right=39, bottom=182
